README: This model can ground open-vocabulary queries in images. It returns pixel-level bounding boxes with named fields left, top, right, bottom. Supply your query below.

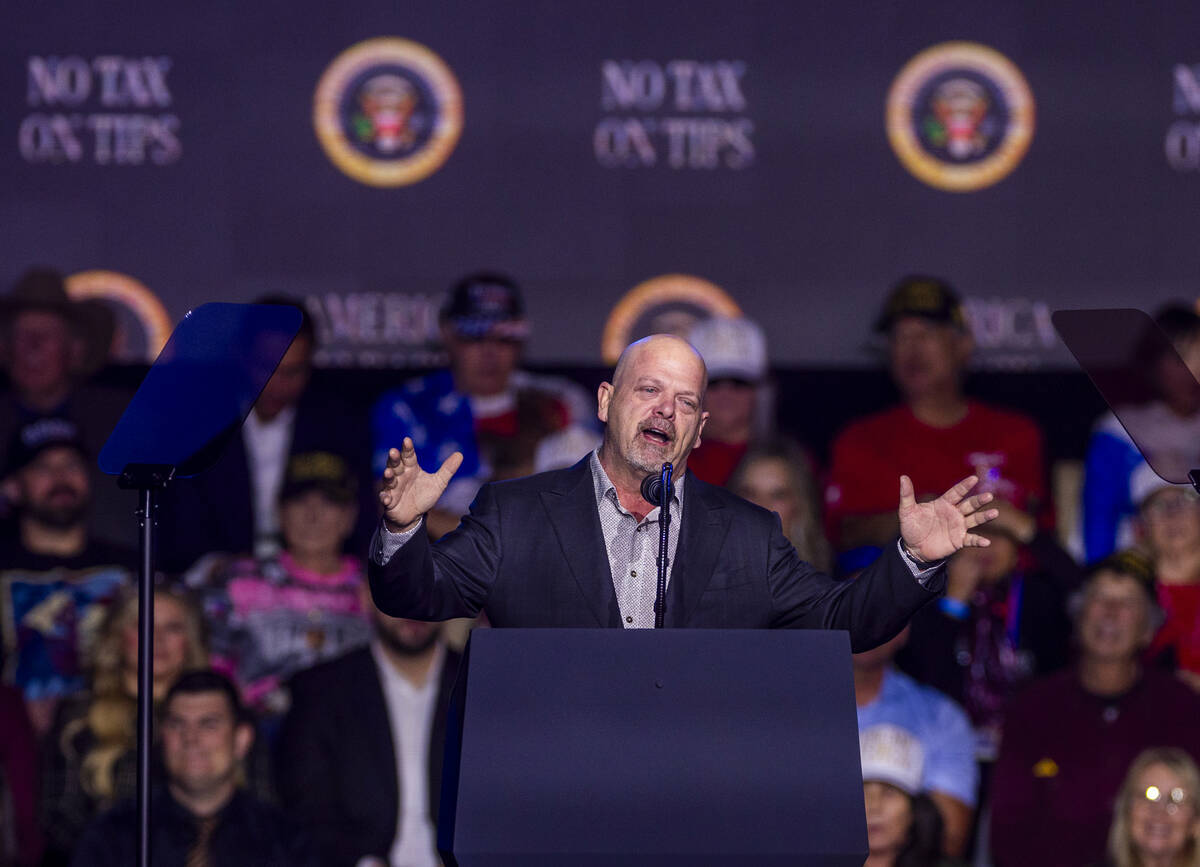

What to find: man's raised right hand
left=379, top=438, right=463, bottom=533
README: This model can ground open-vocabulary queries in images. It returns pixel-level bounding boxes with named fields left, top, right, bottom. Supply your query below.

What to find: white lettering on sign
left=307, top=292, right=446, bottom=369
left=595, top=60, right=755, bottom=170
left=962, top=297, right=1062, bottom=369
left=1173, top=65, right=1200, bottom=114
left=21, top=55, right=181, bottom=166
left=1167, top=64, right=1200, bottom=172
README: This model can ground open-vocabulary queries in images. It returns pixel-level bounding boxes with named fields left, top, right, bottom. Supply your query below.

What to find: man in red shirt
left=826, top=276, right=1048, bottom=559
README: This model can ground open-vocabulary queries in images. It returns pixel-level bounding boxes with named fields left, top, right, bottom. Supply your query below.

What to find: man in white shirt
left=240, top=295, right=318, bottom=558
left=277, top=598, right=460, bottom=867
left=159, top=296, right=373, bottom=573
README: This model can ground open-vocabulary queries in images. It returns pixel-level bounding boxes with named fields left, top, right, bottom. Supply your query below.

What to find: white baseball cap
left=859, top=723, right=925, bottom=795
left=687, top=316, right=768, bottom=383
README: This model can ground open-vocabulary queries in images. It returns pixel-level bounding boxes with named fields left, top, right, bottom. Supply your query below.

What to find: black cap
left=5, top=417, right=87, bottom=476
left=279, top=451, right=357, bottom=504
left=874, top=275, right=966, bottom=334
left=440, top=272, right=529, bottom=340
left=1086, top=548, right=1157, bottom=593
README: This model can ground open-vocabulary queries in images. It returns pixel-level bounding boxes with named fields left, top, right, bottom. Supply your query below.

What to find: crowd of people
left=1, top=265, right=1199, bottom=866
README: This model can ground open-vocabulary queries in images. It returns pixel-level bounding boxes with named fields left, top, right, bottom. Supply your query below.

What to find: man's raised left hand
left=897, top=475, right=999, bottom=563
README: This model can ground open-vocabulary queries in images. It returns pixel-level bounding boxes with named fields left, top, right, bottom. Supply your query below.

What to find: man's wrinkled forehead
left=613, top=334, right=708, bottom=393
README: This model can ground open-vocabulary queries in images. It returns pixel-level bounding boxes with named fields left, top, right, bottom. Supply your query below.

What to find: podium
left=438, top=629, right=867, bottom=866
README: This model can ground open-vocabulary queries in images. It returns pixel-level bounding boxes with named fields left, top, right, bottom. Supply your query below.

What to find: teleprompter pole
left=121, top=465, right=174, bottom=867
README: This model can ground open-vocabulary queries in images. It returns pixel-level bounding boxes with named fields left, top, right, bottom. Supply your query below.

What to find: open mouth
left=641, top=428, right=672, bottom=445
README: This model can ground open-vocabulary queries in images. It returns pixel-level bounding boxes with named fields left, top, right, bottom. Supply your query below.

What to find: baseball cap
left=279, top=451, right=357, bottom=504
left=1088, top=548, right=1156, bottom=586
left=1082, top=548, right=1158, bottom=609
left=440, top=272, right=530, bottom=340
left=687, top=316, right=768, bottom=382
left=859, top=723, right=925, bottom=795
left=5, top=416, right=88, bottom=476
left=874, top=275, right=966, bottom=334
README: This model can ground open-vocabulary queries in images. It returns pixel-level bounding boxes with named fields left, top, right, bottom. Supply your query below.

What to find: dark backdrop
left=4, top=1, right=1199, bottom=370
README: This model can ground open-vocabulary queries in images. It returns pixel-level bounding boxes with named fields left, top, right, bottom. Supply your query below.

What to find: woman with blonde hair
left=1105, top=747, right=1200, bottom=867
left=39, top=585, right=207, bottom=865
left=728, top=439, right=834, bottom=574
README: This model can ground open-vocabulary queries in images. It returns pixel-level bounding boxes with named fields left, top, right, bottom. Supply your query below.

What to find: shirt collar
left=588, top=449, right=685, bottom=515
left=242, top=404, right=296, bottom=435
left=371, top=639, right=445, bottom=697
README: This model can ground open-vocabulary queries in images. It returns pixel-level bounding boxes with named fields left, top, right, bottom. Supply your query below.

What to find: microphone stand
left=651, top=462, right=673, bottom=628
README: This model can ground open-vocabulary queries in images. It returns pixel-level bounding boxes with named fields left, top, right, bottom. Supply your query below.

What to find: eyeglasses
left=1138, top=785, right=1191, bottom=814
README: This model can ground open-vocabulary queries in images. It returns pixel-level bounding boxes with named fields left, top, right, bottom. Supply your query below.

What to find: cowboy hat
left=0, top=267, right=115, bottom=375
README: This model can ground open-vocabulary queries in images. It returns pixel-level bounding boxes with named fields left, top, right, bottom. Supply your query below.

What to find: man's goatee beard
left=377, top=626, right=440, bottom=658
left=627, top=448, right=663, bottom=476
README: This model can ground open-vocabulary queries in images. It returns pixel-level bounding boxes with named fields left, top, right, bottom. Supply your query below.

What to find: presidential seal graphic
left=886, top=42, right=1034, bottom=192
left=313, top=37, right=463, bottom=187
left=601, top=274, right=742, bottom=364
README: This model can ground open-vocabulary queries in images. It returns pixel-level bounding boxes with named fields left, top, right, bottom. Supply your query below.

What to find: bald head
left=597, top=333, right=710, bottom=487
left=612, top=334, right=709, bottom=396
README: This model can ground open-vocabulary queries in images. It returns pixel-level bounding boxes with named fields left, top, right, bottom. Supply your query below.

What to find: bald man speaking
left=368, top=335, right=997, bottom=648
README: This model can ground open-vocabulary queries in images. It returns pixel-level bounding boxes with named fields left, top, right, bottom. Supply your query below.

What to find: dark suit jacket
left=70, top=787, right=316, bottom=867
left=158, top=388, right=374, bottom=574
left=276, top=645, right=460, bottom=867
left=370, top=458, right=944, bottom=650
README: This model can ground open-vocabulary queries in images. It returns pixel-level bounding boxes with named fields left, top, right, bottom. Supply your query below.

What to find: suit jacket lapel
left=540, top=460, right=622, bottom=627
left=359, top=649, right=401, bottom=828
left=666, top=473, right=730, bottom=627
left=429, top=649, right=461, bottom=824
left=214, top=431, right=254, bottom=548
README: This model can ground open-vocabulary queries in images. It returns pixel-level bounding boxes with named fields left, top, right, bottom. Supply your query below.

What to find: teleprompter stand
left=99, top=303, right=301, bottom=867
left=438, top=629, right=868, bottom=866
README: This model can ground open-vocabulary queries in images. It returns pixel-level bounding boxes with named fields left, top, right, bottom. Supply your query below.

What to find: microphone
left=640, top=467, right=675, bottom=507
